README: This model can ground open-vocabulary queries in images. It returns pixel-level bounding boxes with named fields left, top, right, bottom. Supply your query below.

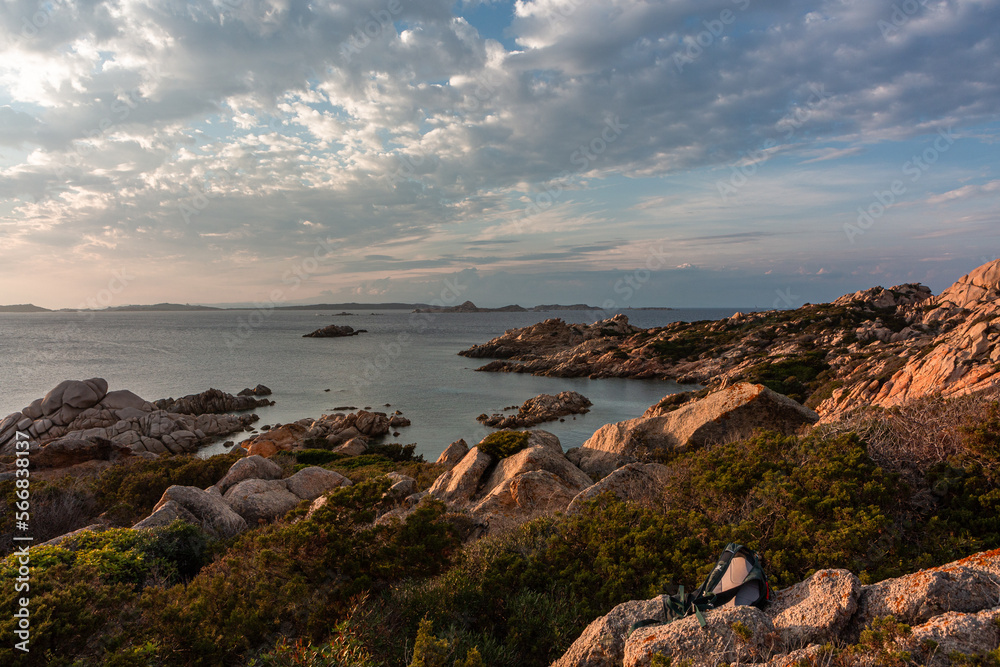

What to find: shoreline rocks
left=477, top=391, right=592, bottom=428
left=0, top=380, right=270, bottom=465
left=458, top=259, right=1000, bottom=420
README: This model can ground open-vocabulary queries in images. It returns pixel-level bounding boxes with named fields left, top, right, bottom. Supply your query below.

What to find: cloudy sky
left=1, top=0, right=998, bottom=309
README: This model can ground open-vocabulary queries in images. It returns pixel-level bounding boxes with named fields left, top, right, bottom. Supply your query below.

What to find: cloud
left=1, top=0, right=1000, bottom=306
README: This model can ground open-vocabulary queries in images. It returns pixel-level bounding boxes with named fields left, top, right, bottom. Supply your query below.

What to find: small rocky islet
left=2, top=258, right=1000, bottom=665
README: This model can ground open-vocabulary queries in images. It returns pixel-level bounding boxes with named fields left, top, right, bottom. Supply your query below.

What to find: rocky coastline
left=459, top=260, right=1000, bottom=421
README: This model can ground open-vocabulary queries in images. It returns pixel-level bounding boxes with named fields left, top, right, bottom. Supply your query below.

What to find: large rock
left=153, top=485, right=248, bottom=539
left=436, top=438, right=469, bottom=465
left=41, top=378, right=109, bottom=414
left=100, top=389, right=150, bottom=411
left=223, top=478, right=303, bottom=524
left=765, top=569, right=860, bottom=647
left=907, top=607, right=1000, bottom=661
left=566, top=447, right=636, bottom=481
left=479, top=444, right=592, bottom=499
left=428, top=446, right=494, bottom=504
left=553, top=595, right=669, bottom=667
left=216, top=455, right=283, bottom=494
left=303, top=324, right=362, bottom=338
left=155, top=387, right=272, bottom=415
left=63, top=378, right=109, bottom=409
left=285, top=467, right=352, bottom=500
left=242, top=422, right=308, bottom=456
left=850, top=563, right=1000, bottom=636
left=355, top=410, right=390, bottom=437
left=470, top=470, right=580, bottom=532
left=623, top=605, right=776, bottom=667
left=567, top=462, right=671, bottom=511
left=133, top=500, right=199, bottom=530
left=333, top=437, right=368, bottom=456
left=584, top=383, right=819, bottom=457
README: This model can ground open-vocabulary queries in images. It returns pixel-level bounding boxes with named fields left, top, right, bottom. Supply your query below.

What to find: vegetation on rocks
left=477, top=430, right=530, bottom=459
left=3, top=391, right=1000, bottom=666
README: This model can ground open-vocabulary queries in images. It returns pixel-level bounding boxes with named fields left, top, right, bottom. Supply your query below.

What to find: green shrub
left=478, top=431, right=530, bottom=459
left=136, top=480, right=461, bottom=665
left=92, top=451, right=242, bottom=524
left=294, top=449, right=346, bottom=466
left=0, top=521, right=210, bottom=666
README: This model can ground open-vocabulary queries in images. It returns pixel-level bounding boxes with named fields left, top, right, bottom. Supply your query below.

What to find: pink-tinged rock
left=765, top=569, right=860, bottom=646
left=553, top=595, right=669, bottom=667
left=428, top=446, right=494, bottom=504
left=285, top=467, right=352, bottom=500
left=436, top=438, right=469, bottom=466
left=623, top=605, right=776, bottom=667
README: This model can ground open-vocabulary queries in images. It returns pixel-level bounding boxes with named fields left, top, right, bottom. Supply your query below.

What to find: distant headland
left=413, top=300, right=604, bottom=313
left=1, top=301, right=674, bottom=313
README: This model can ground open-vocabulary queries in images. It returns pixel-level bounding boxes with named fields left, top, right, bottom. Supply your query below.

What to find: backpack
left=631, top=543, right=773, bottom=632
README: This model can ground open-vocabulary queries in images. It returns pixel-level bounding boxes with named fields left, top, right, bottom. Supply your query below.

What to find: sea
left=0, top=308, right=740, bottom=460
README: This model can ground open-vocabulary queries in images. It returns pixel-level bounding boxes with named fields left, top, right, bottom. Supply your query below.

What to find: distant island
left=0, top=300, right=675, bottom=314
left=0, top=304, right=51, bottom=313
left=413, top=300, right=601, bottom=313
left=105, top=303, right=222, bottom=312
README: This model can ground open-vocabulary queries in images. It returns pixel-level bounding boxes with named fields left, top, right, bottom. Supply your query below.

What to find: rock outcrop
left=436, top=438, right=469, bottom=466
left=477, top=391, right=592, bottom=428
left=142, top=485, right=249, bottom=539
left=458, top=260, right=1000, bottom=419
left=583, top=383, right=818, bottom=458
left=555, top=548, right=1000, bottom=667
left=427, top=431, right=593, bottom=532
left=240, top=409, right=403, bottom=457
left=133, top=456, right=352, bottom=536
left=567, top=462, right=671, bottom=511
left=154, top=387, right=273, bottom=415
left=302, top=324, right=364, bottom=338
left=0, top=380, right=263, bottom=461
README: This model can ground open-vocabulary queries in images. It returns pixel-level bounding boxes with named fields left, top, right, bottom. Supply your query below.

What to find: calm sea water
left=0, top=308, right=738, bottom=459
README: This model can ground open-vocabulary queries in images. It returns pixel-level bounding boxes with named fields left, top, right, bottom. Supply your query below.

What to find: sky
left=0, top=0, right=998, bottom=309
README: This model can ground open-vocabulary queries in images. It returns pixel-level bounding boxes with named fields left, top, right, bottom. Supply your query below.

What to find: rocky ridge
left=459, top=261, right=1000, bottom=419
